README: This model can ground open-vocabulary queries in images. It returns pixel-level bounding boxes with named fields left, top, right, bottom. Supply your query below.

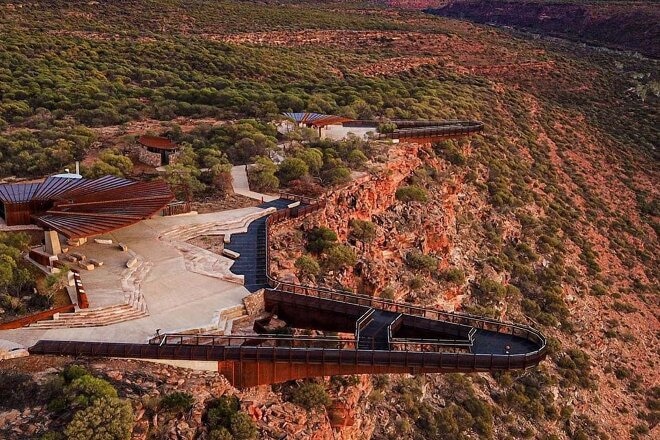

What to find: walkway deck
left=230, top=165, right=277, bottom=202
left=27, top=195, right=547, bottom=387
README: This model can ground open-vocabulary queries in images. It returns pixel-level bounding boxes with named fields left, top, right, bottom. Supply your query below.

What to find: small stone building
left=137, top=135, right=181, bottom=167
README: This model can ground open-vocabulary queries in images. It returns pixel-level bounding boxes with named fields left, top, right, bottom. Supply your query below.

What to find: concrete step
left=29, top=303, right=147, bottom=328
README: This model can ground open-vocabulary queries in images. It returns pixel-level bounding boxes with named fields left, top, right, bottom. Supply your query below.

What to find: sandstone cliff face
left=270, top=141, right=470, bottom=309
left=0, top=357, right=376, bottom=440
left=428, top=0, right=660, bottom=58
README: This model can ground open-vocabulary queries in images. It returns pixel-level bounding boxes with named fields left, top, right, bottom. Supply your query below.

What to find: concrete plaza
left=0, top=206, right=272, bottom=348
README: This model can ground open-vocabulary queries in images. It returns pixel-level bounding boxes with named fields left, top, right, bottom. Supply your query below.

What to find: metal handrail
left=263, top=198, right=548, bottom=360
left=355, top=308, right=375, bottom=340
left=154, top=332, right=361, bottom=349
left=386, top=313, right=403, bottom=343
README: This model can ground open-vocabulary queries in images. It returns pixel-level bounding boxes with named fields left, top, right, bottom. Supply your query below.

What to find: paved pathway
left=0, top=207, right=272, bottom=347
left=231, top=165, right=277, bottom=202
left=225, top=199, right=292, bottom=292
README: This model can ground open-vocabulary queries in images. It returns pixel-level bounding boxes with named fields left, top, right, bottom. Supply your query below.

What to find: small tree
left=324, top=245, right=357, bottom=271
left=306, top=227, right=337, bottom=254
left=64, top=397, right=134, bottom=440
left=349, top=219, right=376, bottom=245
left=160, top=391, right=194, bottom=412
left=164, top=164, right=205, bottom=200
left=209, top=163, right=233, bottom=194
left=250, top=156, right=279, bottom=192
left=296, top=148, right=323, bottom=175
left=66, top=375, right=118, bottom=408
left=277, top=157, right=309, bottom=185
left=295, top=255, right=320, bottom=279
left=207, top=395, right=241, bottom=430
left=405, top=251, right=437, bottom=272
left=209, top=427, right=233, bottom=440
left=291, top=382, right=331, bottom=411
left=395, top=185, right=428, bottom=203
left=230, top=412, right=258, bottom=440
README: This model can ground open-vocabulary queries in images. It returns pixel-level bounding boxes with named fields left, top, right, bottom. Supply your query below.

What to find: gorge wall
left=270, top=141, right=470, bottom=310
left=427, top=0, right=660, bottom=58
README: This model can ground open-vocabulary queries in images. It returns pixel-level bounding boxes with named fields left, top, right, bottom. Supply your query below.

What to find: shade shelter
left=137, top=135, right=181, bottom=166
left=0, top=175, right=174, bottom=239
left=283, top=112, right=354, bottom=137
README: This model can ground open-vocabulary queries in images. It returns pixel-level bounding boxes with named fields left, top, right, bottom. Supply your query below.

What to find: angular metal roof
left=283, top=112, right=353, bottom=127
left=0, top=176, right=174, bottom=239
left=138, top=135, right=178, bottom=150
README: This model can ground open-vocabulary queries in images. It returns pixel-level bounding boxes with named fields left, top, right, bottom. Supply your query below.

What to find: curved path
left=30, top=194, right=547, bottom=388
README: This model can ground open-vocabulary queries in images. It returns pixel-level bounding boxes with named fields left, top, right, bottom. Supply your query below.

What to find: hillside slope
left=428, top=0, right=660, bottom=58
left=0, top=1, right=658, bottom=439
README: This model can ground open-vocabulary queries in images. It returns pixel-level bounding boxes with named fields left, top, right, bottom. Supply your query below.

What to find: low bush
left=395, top=185, right=428, bottom=203
left=295, top=255, right=320, bottom=278
left=324, top=244, right=357, bottom=271
left=405, top=251, right=437, bottom=271
left=290, top=381, right=331, bottom=411
left=160, top=391, right=194, bottom=412
left=64, top=397, right=134, bottom=440
left=229, top=412, right=258, bottom=440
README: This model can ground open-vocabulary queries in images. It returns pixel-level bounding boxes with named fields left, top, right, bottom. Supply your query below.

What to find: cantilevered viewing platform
left=29, top=194, right=546, bottom=388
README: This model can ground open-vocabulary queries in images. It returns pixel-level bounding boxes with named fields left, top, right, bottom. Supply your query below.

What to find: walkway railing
left=262, top=196, right=547, bottom=362
left=355, top=308, right=375, bottom=341
left=28, top=191, right=547, bottom=375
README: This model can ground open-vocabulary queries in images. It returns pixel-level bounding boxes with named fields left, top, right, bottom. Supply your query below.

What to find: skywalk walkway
left=30, top=193, right=547, bottom=387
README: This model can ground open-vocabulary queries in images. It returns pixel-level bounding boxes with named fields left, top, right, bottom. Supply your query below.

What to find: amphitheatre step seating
left=158, top=209, right=274, bottom=242
left=217, top=305, right=248, bottom=336
left=29, top=303, right=148, bottom=329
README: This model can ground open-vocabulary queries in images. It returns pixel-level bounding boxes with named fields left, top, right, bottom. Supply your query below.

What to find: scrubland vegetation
left=0, top=0, right=657, bottom=439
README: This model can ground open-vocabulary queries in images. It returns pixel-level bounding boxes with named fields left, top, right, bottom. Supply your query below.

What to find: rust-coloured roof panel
left=1, top=176, right=174, bottom=238
left=138, top=135, right=178, bottom=150
left=283, top=112, right=353, bottom=128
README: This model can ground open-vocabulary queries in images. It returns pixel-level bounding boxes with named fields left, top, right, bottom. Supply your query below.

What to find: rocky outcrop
left=270, top=142, right=469, bottom=310
left=428, top=1, right=660, bottom=58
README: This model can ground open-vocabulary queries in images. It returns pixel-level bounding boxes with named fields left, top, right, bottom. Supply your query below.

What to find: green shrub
left=209, top=427, right=233, bottom=440
left=40, top=433, right=64, bottom=440
left=207, top=395, right=241, bottom=430
left=405, top=251, right=437, bottom=271
left=321, top=165, right=351, bottom=186
left=160, top=391, right=194, bottom=412
left=409, top=276, right=424, bottom=290
left=290, top=382, right=331, bottom=411
left=380, top=286, right=395, bottom=300
left=349, top=219, right=377, bottom=244
left=306, top=226, right=337, bottom=254
left=395, top=185, right=428, bottom=203
left=472, top=278, right=508, bottom=306
left=250, top=156, right=279, bottom=192
left=64, top=397, right=133, bottom=440
left=295, top=255, right=320, bottom=278
left=63, top=365, right=90, bottom=383
left=440, top=268, right=465, bottom=284
left=230, top=412, right=258, bottom=440
left=277, top=157, right=309, bottom=185
left=66, top=375, right=118, bottom=408
left=324, top=244, right=357, bottom=271
left=613, top=301, right=637, bottom=313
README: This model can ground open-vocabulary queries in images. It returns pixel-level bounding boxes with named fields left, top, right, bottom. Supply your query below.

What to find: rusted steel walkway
left=29, top=192, right=547, bottom=387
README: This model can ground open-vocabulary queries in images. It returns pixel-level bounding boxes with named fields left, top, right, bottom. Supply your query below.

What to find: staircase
left=28, top=303, right=148, bottom=329
left=217, top=305, right=248, bottom=336
left=357, top=310, right=399, bottom=350
left=225, top=218, right=269, bottom=291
